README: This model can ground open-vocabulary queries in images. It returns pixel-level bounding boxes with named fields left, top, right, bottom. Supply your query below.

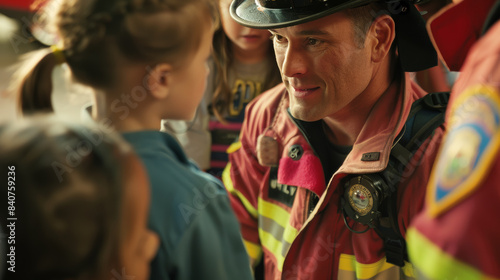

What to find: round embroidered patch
left=428, top=85, right=500, bottom=217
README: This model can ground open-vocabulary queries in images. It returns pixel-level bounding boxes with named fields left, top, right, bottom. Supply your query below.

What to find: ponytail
left=15, top=47, right=65, bottom=115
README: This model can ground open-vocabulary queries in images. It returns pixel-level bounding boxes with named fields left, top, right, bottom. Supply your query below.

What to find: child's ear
left=146, top=63, right=172, bottom=99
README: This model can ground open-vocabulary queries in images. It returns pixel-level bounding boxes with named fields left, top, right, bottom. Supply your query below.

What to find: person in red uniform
left=407, top=0, right=500, bottom=279
left=222, top=0, right=446, bottom=279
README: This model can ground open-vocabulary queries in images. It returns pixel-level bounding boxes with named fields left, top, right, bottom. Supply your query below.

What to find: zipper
left=308, top=192, right=320, bottom=217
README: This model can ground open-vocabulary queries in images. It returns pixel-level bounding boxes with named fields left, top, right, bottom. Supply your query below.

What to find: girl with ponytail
left=11, top=0, right=254, bottom=279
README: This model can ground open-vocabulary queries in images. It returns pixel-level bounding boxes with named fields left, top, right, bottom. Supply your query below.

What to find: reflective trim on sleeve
left=407, top=228, right=497, bottom=280
left=222, top=163, right=258, bottom=219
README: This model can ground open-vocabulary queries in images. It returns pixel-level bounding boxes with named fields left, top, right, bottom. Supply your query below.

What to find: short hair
left=344, top=2, right=389, bottom=48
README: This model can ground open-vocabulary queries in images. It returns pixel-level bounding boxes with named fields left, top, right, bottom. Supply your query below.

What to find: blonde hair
left=15, top=0, right=218, bottom=115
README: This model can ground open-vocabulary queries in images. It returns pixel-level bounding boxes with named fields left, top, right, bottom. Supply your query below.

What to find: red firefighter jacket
left=223, top=72, right=445, bottom=279
left=407, top=2, right=500, bottom=279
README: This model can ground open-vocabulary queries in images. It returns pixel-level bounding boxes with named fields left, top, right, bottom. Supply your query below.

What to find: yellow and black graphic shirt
left=208, top=59, right=273, bottom=178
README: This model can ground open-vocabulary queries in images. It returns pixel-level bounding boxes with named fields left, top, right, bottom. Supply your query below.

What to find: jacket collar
left=264, top=72, right=425, bottom=185
left=338, top=71, right=408, bottom=174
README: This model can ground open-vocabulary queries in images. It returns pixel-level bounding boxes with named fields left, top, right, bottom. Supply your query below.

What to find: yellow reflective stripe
left=243, top=240, right=262, bottom=263
left=224, top=167, right=300, bottom=272
left=339, top=254, right=415, bottom=279
left=339, top=254, right=392, bottom=277
left=258, top=198, right=300, bottom=271
left=402, top=262, right=416, bottom=278
left=223, top=163, right=258, bottom=218
left=407, top=228, right=497, bottom=280
left=259, top=228, right=285, bottom=271
left=282, top=222, right=299, bottom=245
left=259, top=198, right=290, bottom=228
left=226, top=141, right=242, bottom=154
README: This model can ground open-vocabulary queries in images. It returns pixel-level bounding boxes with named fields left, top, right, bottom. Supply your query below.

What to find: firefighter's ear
left=367, top=14, right=396, bottom=63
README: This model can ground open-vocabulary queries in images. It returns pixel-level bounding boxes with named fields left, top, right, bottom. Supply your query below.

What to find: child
left=0, top=116, right=159, bottom=280
left=12, top=0, right=254, bottom=279
left=162, top=0, right=282, bottom=178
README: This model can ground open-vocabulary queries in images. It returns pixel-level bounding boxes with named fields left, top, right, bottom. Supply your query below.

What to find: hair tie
left=50, top=45, right=66, bottom=65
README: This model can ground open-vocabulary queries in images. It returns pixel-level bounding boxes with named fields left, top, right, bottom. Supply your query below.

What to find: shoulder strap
left=377, top=91, right=449, bottom=267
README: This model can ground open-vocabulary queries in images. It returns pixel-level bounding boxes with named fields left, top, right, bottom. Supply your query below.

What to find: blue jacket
left=123, top=131, right=253, bottom=280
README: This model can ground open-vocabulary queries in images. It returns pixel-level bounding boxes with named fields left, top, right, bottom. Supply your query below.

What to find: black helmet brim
left=229, top=0, right=438, bottom=72
left=230, top=0, right=379, bottom=29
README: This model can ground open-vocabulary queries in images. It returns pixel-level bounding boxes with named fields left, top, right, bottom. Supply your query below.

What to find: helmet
left=230, top=0, right=437, bottom=72
left=230, top=0, right=380, bottom=29
left=230, top=0, right=429, bottom=28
